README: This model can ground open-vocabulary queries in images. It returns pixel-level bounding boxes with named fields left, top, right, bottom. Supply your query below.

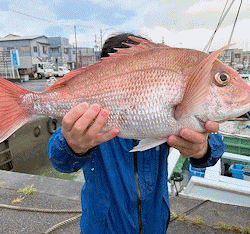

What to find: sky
left=0, top=0, right=250, bottom=51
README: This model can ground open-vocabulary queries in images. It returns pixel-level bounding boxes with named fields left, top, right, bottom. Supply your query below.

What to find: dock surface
left=0, top=169, right=249, bottom=234
left=1, top=79, right=250, bottom=233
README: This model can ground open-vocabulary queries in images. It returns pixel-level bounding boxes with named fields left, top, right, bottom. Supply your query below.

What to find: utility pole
left=94, top=34, right=99, bottom=62
left=100, top=28, right=103, bottom=50
left=74, top=25, right=78, bottom=69
left=79, top=49, right=82, bottom=67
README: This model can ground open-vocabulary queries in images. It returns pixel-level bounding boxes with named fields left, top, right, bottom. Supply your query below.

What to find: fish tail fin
left=0, top=78, right=33, bottom=142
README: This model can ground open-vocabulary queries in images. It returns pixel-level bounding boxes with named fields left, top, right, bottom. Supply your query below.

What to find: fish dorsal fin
left=102, top=36, right=170, bottom=60
left=127, top=36, right=170, bottom=48
left=174, top=45, right=229, bottom=120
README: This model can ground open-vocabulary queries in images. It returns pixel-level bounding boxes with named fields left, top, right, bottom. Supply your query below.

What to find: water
left=220, top=120, right=250, bottom=136
left=18, top=80, right=85, bottom=183
left=18, top=79, right=49, bottom=92
left=30, top=162, right=85, bottom=183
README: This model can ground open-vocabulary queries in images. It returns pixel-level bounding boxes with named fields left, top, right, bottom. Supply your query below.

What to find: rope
left=0, top=203, right=82, bottom=233
left=43, top=214, right=81, bottom=234
left=170, top=199, right=210, bottom=222
left=0, top=203, right=81, bottom=213
left=204, top=0, right=235, bottom=52
left=228, top=0, right=243, bottom=46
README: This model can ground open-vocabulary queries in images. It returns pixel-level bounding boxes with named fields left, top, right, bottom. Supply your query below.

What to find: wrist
left=190, top=144, right=211, bottom=166
left=191, top=141, right=208, bottom=159
left=65, top=142, right=89, bottom=156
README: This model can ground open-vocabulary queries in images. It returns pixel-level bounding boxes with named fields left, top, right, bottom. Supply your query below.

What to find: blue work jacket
left=48, top=128, right=225, bottom=234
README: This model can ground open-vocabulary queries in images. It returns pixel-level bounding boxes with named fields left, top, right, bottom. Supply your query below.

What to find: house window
left=7, top=47, right=14, bottom=51
left=51, top=48, right=59, bottom=53
left=235, top=53, right=241, bottom=59
left=43, top=46, right=47, bottom=54
left=20, top=46, right=31, bottom=55
left=33, top=46, right=38, bottom=53
left=64, top=48, right=69, bottom=54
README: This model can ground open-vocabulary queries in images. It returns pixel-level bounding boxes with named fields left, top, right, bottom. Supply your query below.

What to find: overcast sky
left=0, top=0, right=249, bottom=51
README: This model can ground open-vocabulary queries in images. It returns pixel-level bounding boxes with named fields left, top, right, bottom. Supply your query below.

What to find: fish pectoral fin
left=129, top=138, right=167, bottom=152
left=174, top=45, right=229, bottom=120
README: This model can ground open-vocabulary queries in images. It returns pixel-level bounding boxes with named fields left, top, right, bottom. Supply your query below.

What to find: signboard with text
left=10, top=49, right=20, bottom=67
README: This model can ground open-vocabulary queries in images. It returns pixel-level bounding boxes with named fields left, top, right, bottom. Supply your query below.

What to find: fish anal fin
left=129, top=138, right=167, bottom=152
left=174, top=45, right=229, bottom=120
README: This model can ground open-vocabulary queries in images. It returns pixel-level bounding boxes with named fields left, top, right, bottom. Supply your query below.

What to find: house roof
left=0, top=34, right=48, bottom=42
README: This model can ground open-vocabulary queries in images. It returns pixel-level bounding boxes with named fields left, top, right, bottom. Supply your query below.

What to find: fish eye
left=214, top=72, right=230, bottom=86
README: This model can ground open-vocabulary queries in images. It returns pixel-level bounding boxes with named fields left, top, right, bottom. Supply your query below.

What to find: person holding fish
left=45, top=33, right=240, bottom=234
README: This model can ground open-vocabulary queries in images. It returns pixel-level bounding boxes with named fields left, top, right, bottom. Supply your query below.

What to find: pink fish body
left=0, top=37, right=250, bottom=151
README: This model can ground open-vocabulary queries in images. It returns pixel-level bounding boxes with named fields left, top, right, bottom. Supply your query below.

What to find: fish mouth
left=212, top=102, right=250, bottom=122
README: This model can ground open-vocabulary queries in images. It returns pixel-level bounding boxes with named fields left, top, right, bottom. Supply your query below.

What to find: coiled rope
left=0, top=203, right=82, bottom=233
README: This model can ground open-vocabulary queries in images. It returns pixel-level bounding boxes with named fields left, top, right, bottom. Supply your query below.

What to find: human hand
left=167, top=121, right=219, bottom=159
left=62, top=103, right=120, bottom=154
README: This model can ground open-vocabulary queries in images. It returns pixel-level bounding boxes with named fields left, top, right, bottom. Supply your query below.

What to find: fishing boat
left=168, top=120, right=250, bottom=208
left=0, top=117, right=58, bottom=172
left=167, top=0, right=250, bottom=207
left=0, top=80, right=59, bottom=173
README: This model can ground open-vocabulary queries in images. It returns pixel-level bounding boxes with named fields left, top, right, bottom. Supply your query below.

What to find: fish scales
left=1, top=36, right=250, bottom=151
left=26, top=50, right=194, bottom=138
left=29, top=48, right=197, bottom=112
left=21, top=47, right=245, bottom=138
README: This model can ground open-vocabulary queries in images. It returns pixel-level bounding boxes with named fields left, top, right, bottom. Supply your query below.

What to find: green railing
left=223, top=135, right=250, bottom=157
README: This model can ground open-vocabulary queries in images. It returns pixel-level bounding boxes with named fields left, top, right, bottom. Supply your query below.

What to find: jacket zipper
left=133, top=140, right=143, bottom=234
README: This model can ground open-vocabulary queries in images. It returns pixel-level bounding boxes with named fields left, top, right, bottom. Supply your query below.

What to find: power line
left=9, top=9, right=87, bottom=29
left=9, top=9, right=55, bottom=23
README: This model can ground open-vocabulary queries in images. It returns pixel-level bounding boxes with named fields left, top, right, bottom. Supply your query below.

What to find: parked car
left=33, top=62, right=54, bottom=79
left=52, top=66, right=70, bottom=77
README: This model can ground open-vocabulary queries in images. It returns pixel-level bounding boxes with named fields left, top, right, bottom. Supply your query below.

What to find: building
left=218, top=48, right=244, bottom=70
left=48, top=37, right=71, bottom=68
left=0, top=34, right=97, bottom=78
left=0, top=34, right=50, bottom=66
left=48, top=37, right=96, bottom=70
left=242, top=51, right=250, bottom=70
left=0, top=34, right=50, bottom=79
left=73, top=47, right=95, bottom=69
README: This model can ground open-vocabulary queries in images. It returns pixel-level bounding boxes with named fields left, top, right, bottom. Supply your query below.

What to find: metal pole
left=94, top=34, right=98, bottom=62
left=74, top=25, right=78, bottom=69
left=100, top=28, right=103, bottom=50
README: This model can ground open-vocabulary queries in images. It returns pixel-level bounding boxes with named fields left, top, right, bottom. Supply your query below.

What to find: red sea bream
left=0, top=37, right=250, bottom=151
